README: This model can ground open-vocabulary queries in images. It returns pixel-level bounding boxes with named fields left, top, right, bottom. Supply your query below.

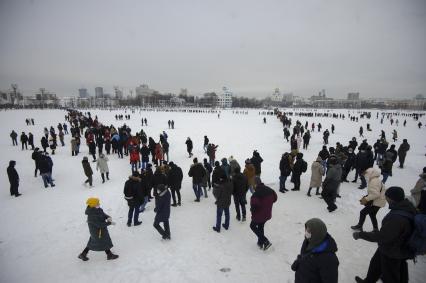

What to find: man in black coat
left=185, top=137, right=193, bottom=157
left=168, top=162, right=183, bottom=206
left=188, top=158, right=206, bottom=202
left=353, top=149, right=371, bottom=189
left=123, top=172, right=142, bottom=227
left=291, top=153, right=307, bottom=191
left=232, top=167, right=248, bottom=221
left=397, top=139, right=410, bottom=168
left=353, top=187, right=416, bottom=283
left=279, top=152, right=292, bottom=192
left=7, top=160, right=21, bottom=197
left=32, top=148, right=41, bottom=177
left=251, top=150, right=263, bottom=176
left=20, top=132, right=28, bottom=150
left=153, top=184, right=171, bottom=240
left=212, top=178, right=233, bottom=232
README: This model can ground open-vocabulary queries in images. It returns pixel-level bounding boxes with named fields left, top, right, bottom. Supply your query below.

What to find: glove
left=353, top=232, right=360, bottom=240
left=360, top=198, right=368, bottom=205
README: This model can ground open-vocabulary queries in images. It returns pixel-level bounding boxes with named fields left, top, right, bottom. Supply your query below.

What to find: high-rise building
left=114, top=86, right=123, bottom=99
left=135, top=84, right=155, bottom=96
left=217, top=87, right=233, bottom=108
left=347, top=92, right=360, bottom=100
left=95, top=87, right=104, bottom=98
left=78, top=88, right=89, bottom=98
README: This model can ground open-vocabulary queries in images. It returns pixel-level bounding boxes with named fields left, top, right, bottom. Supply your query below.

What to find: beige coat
left=410, top=173, right=426, bottom=207
left=364, top=168, right=386, bottom=208
left=309, top=157, right=324, bottom=188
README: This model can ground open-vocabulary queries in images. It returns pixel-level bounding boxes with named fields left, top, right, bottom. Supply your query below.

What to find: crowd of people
left=5, top=108, right=426, bottom=282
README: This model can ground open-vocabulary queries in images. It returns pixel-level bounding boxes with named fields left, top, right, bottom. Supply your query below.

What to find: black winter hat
left=9, top=160, right=16, bottom=166
left=423, top=167, right=426, bottom=174
left=385, top=186, right=405, bottom=202
left=297, top=153, right=303, bottom=159
left=132, top=171, right=139, bottom=177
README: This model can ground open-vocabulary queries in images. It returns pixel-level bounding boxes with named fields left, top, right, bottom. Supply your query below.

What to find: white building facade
left=217, top=87, right=233, bottom=108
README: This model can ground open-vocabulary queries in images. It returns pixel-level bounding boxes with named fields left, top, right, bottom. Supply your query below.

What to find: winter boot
left=351, top=224, right=363, bottom=231
left=307, top=187, right=312, bottom=197
left=203, top=188, right=208, bottom=198
left=242, top=216, right=246, bottom=222
left=107, top=253, right=119, bottom=260
left=315, top=188, right=320, bottom=195
left=263, top=241, right=272, bottom=251
left=78, top=253, right=89, bottom=261
left=106, top=172, right=109, bottom=180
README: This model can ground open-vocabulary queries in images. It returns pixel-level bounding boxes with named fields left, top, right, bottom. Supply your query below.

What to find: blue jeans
left=131, top=163, right=138, bottom=172
left=127, top=205, right=140, bottom=225
left=141, top=161, right=148, bottom=170
left=321, top=160, right=327, bottom=176
left=139, top=196, right=149, bottom=212
left=41, top=173, right=54, bottom=187
left=193, top=183, right=202, bottom=200
left=215, top=207, right=230, bottom=230
left=279, top=175, right=287, bottom=190
left=360, top=174, right=367, bottom=188
left=382, top=173, right=390, bottom=184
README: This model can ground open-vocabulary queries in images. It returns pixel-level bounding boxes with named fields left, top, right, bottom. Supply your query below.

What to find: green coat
left=85, top=207, right=113, bottom=251
left=82, top=160, right=93, bottom=177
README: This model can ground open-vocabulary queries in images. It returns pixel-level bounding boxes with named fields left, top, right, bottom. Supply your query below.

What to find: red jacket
left=130, top=149, right=140, bottom=163
left=250, top=184, right=277, bottom=223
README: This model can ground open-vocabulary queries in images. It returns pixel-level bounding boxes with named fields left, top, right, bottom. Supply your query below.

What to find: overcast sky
left=0, top=0, right=425, bottom=99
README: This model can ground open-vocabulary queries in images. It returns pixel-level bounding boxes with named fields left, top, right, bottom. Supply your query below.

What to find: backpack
left=301, top=160, right=308, bottom=173
left=391, top=211, right=426, bottom=257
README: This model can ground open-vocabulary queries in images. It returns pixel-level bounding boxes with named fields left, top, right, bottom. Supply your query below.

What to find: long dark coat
left=85, top=207, right=113, bottom=251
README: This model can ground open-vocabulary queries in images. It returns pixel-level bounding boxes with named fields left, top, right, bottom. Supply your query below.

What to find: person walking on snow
left=250, top=177, right=277, bottom=250
left=96, top=153, right=110, bottom=183
left=7, top=160, right=21, bottom=197
left=82, top=156, right=94, bottom=187
left=78, top=198, right=118, bottom=261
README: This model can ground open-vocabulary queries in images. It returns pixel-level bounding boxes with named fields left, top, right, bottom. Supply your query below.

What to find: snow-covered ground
left=0, top=108, right=425, bottom=283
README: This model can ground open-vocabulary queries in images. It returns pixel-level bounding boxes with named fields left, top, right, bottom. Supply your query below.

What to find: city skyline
left=1, top=0, right=425, bottom=99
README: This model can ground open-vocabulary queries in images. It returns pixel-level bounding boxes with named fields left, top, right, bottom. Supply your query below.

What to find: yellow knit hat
left=86, top=197, right=100, bottom=208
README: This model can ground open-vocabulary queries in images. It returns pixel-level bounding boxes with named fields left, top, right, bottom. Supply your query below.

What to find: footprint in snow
left=220, top=267, right=231, bottom=273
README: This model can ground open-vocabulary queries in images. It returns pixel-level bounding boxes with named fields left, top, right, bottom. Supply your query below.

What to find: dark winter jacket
left=7, top=161, right=19, bottom=185
left=213, top=180, right=234, bottom=208
left=140, top=146, right=150, bottom=162
left=293, top=158, right=307, bottom=177
left=232, top=172, right=248, bottom=200
left=250, top=183, right=277, bottom=223
left=85, top=207, right=113, bottom=251
left=185, top=139, right=193, bottom=151
left=251, top=153, right=263, bottom=175
left=280, top=154, right=292, bottom=176
left=321, top=164, right=342, bottom=197
left=82, top=160, right=93, bottom=177
left=188, top=163, right=206, bottom=184
left=168, top=165, right=183, bottom=190
left=212, top=165, right=227, bottom=185
left=318, top=149, right=330, bottom=161
left=38, top=156, right=50, bottom=174
left=293, top=234, right=339, bottom=283
left=397, top=142, right=410, bottom=157
left=356, top=150, right=372, bottom=172
left=359, top=199, right=416, bottom=259
left=124, top=176, right=142, bottom=206
left=154, top=188, right=171, bottom=222
left=152, top=169, right=168, bottom=188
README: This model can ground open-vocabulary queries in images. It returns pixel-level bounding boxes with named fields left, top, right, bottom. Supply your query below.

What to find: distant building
left=271, top=88, right=282, bottom=102
left=79, top=88, right=89, bottom=98
left=347, top=92, right=360, bottom=100
left=217, top=87, right=233, bottom=108
left=135, top=84, right=155, bottom=96
left=114, top=87, right=123, bottom=99
left=95, top=87, right=104, bottom=98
